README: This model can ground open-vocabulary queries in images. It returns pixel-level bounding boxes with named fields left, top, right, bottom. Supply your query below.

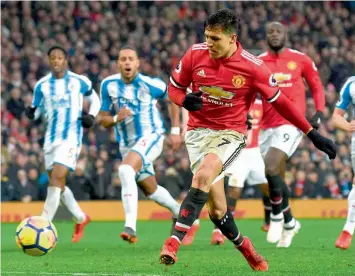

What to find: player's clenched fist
left=183, top=91, right=203, bottom=111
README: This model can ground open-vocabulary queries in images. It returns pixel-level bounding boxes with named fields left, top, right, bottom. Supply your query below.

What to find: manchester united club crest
left=232, top=75, right=245, bottom=88
left=287, top=61, right=297, bottom=70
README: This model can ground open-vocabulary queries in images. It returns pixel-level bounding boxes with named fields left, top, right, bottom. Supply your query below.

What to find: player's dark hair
left=47, top=45, right=68, bottom=58
left=204, top=9, right=240, bottom=35
left=120, top=45, right=139, bottom=57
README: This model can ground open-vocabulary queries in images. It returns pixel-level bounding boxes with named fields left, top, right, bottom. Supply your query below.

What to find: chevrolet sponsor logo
left=273, top=73, right=293, bottom=88
left=274, top=73, right=292, bottom=83
left=199, top=86, right=234, bottom=100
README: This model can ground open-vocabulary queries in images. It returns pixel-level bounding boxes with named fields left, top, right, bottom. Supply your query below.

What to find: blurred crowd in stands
left=1, top=1, right=355, bottom=202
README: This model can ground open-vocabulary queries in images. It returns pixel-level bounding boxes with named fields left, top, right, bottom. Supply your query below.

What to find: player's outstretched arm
left=332, top=108, right=355, bottom=132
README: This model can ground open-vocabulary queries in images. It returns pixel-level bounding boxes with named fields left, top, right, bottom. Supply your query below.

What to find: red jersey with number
left=169, top=42, right=280, bottom=135
left=258, top=48, right=325, bottom=129
left=246, top=99, right=263, bottom=148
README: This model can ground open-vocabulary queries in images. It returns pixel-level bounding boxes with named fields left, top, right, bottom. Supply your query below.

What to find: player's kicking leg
left=137, top=175, right=201, bottom=245
left=160, top=152, right=267, bottom=270
left=210, top=182, right=239, bottom=245
left=335, top=184, right=355, bottom=249
left=211, top=149, right=250, bottom=246
left=159, top=153, right=220, bottom=265
left=208, top=179, right=268, bottom=271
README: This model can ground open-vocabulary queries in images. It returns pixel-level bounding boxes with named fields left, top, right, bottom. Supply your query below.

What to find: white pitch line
left=2, top=272, right=164, bottom=276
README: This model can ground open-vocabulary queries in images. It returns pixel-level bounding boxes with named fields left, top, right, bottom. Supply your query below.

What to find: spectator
left=176, top=157, right=193, bottom=193
left=106, top=161, right=122, bottom=199
left=6, top=87, right=24, bottom=120
left=326, top=174, right=342, bottom=199
left=1, top=162, right=15, bottom=201
left=13, top=169, right=38, bottom=202
left=91, top=159, right=112, bottom=199
left=293, top=170, right=307, bottom=198
left=67, top=161, right=93, bottom=200
left=159, top=167, right=184, bottom=200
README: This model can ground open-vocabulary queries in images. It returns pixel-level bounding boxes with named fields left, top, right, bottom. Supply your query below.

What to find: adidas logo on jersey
left=197, top=69, right=206, bottom=77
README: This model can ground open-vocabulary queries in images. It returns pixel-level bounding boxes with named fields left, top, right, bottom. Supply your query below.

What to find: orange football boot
left=335, top=230, right=352, bottom=250
left=72, top=214, right=90, bottom=243
left=120, top=227, right=138, bottom=244
left=237, top=237, right=269, bottom=271
left=160, top=236, right=180, bottom=265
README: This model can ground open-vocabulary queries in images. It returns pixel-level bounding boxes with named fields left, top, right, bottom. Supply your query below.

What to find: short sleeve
left=32, top=82, right=44, bottom=107
left=100, top=80, right=113, bottom=112
left=336, top=81, right=354, bottom=111
left=79, top=75, right=93, bottom=96
left=147, top=78, right=168, bottom=100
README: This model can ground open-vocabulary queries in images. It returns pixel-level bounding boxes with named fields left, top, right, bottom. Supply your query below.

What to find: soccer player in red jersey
left=159, top=10, right=336, bottom=271
left=258, top=22, right=326, bottom=247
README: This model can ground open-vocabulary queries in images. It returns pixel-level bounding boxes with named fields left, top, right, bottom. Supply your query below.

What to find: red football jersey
left=258, top=48, right=325, bottom=129
left=246, top=99, right=263, bottom=148
left=169, top=42, right=279, bottom=135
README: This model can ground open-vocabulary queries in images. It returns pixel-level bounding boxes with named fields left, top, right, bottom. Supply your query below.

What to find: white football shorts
left=259, top=124, right=303, bottom=158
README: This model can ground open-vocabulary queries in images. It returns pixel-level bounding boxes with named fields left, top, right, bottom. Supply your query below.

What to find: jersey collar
left=267, top=48, right=289, bottom=59
left=118, top=72, right=140, bottom=85
left=220, top=41, right=243, bottom=62
left=50, top=70, right=69, bottom=80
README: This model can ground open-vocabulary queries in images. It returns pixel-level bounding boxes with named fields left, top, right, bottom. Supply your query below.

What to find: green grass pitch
left=1, top=219, right=354, bottom=276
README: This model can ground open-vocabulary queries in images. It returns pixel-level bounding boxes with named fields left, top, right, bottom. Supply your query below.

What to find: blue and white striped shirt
left=100, top=73, right=167, bottom=147
left=336, top=76, right=355, bottom=112
left=32, top=70, right=93, bottom=150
